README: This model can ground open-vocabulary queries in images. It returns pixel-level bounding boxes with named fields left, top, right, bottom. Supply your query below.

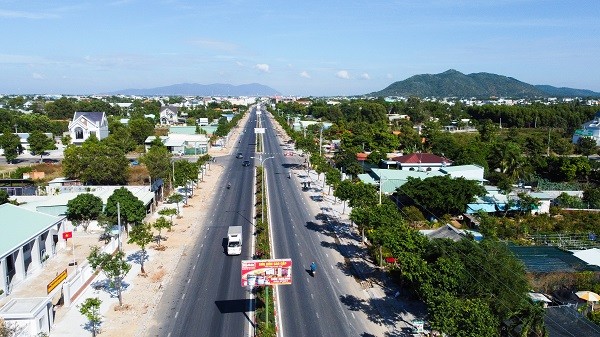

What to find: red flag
left=62, top=231, right=73, bottom=240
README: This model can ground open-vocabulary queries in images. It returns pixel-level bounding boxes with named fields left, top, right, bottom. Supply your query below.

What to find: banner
left=62, top=231, right=72, bottom=240
left=241, top=259, right=292, bottom=287
left=47, top=269, right=67, bottom=294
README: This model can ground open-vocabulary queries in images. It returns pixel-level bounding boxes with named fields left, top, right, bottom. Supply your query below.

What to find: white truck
left=227, top=226, right=243, bottom=255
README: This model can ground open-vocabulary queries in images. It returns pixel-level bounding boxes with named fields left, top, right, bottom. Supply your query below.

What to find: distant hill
left=106, top=83, right=281, bottom=96
left=370, top=69, right=600, bottom=98
left=534, top=85, right=600, bottom=98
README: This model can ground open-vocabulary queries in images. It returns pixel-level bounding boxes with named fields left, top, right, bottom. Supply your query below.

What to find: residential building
left=67, top=111, right=109, bottom=144
left=159, top=106, right=180, bottom=125
left=392, top=153, right=452, bottom=171
left=0, top=204, right=67, bottom=296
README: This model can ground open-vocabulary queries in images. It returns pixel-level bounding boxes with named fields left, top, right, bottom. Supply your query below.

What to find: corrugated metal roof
left=0, top=204, right=64, bottom=259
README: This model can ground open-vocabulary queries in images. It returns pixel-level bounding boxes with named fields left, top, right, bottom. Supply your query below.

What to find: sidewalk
left=297, top=169, right=428, bottom=336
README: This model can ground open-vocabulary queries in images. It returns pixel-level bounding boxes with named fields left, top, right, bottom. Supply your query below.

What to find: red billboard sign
left=241, top=259, right=292, bottom=287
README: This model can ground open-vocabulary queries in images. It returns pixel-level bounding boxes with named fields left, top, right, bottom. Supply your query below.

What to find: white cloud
left=360, top=73, right=370, bottom=80
left=300, top=71, right=311, bottom=79
left=255, top=64, right=270, bottom=73
left=189, top=39, right=238, bottom=52
left=32, top=72, right=45, bottom=79
left=336, top=70, right=350, bottom=79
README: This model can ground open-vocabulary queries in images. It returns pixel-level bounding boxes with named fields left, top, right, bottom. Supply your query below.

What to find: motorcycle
left=310, top=262, right=317, bottom=277
left=227, top=183, right=231, bottom=189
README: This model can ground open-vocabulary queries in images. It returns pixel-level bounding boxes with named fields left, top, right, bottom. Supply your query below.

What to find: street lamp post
left=260, top=156, right=275, bottom=225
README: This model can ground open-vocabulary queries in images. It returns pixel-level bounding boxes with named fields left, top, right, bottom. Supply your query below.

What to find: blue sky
left=1, top=0, right=599, bottom=96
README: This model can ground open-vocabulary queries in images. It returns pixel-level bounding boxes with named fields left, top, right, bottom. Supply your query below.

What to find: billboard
left=241, top=259, right=292, bottom=287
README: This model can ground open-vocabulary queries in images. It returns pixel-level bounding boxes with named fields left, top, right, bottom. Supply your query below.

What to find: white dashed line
left=187, top=278, right=191, bottom=284
left=197, top=254, right=200, bottom=258
left=181, top=293, right=185, bottom=300
left=193, top=265, right=196, bottom=270
left=351, top=312, right=355, bottom=319
left=311, top=293, right=314, bottom=299
left=174, top=311, right=179, bottom=318
left=336, top=278, right=340, bottom=284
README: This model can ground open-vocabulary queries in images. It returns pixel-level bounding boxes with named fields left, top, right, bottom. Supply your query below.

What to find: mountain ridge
left=370, top=69, right=600, bottom=98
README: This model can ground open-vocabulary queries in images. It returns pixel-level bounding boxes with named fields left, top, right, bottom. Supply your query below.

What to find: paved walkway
left=297, top=169, right=429, bottom=336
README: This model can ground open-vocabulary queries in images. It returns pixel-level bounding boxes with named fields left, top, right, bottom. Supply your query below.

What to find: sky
left=1, top=0, right=599, bottom=96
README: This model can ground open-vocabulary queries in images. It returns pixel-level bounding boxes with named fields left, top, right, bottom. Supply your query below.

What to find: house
left=572, top=111, right=600, bottom=146
left=67, top=111, right=109, bottom=144
left=144, top=134, right=210, bottom=155
left=159, top=106, right=180, bottom=125
left=0, top=204, right=67, bottom=296
left=392, top=153, right=452, bottom=171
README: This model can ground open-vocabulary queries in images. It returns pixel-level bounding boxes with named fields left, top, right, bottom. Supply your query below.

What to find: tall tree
left=128, top=118, right=155, bottom=145
left=87, top=246, right=131, bottom=307
left=27, top=130, right=56, bottom=162
left=66, top=193, right=104, bottom=232
left=140, top=140, right=172, bottom=184
left=104, top=187, right=146, bottom=233
left=0, top=131, right=22, bottom=164
left=398, top=175, right=486, bottom=217
left=62, top=136, right=129, bottom=185
left=577, top=137, right=598, bottom=158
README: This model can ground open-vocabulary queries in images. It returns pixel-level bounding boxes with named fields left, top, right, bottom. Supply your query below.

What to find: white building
left=67, top=111, right=109, bottom=145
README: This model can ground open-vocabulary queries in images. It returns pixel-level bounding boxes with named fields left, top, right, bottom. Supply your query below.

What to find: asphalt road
left=151, top=110, right=258, bottom=337
left=260, top=113, right=379, bottom=336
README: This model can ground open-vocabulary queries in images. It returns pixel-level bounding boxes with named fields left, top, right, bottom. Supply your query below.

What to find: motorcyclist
left=310, top=261, right=317, bottom=276
left=227, top=182, right=231, bottom=189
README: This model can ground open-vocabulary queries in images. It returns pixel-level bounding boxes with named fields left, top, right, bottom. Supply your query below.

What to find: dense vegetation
left=270, top=96, right=600, bottom=335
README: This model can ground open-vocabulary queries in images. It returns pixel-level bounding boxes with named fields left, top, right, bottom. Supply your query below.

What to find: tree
left=140, top=140, right=172, bottom=185
left=127, top=223, right=153, bottom=273
left=104, top=187, right=146, bottom=234
left=62, top=136, right=129, bottom=185
left=27, top=130, right=56, bottom=162
left=0, top=131, right=22, bottom=164
left=428, top=294, right=498, bottom=337
left=128, top=118, right=155, bottom=145
left=398, top=175, right=486, bottom=217
left=0, top=190, right=9, bottom=205
left=78, top=297, right=102, bottom=337
left=87, top=246, right=131, bottom=307
left=153, top=216, right=172, bottom=247
left=167, top=193, right=184, bottom=215
left=577, top=137, right=598, bottom=158
left=66, top=193, right=104, bottom=232
left=158, top=207, right=178, bottom=223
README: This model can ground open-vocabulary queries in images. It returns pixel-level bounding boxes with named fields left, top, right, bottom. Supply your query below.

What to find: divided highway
left=153, top=109, right=258, bottom=337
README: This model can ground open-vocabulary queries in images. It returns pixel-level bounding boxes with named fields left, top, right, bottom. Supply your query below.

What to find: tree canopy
left=398, top=175, right=486, bottom=217
left=66, top=193, right=104, bottom=232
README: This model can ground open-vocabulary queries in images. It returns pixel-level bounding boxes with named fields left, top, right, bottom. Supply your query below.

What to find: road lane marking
left=187, top=278, right=191, bottom=284
left=311, top=293, right=314, bottom=299
left=197, top=254, right=200, bottom=257
left=174, top=311, right=178, bottom=318
left=351, top=312, right=355, bottom=319
left=181, top=293, right=185, bottom=300
left=336, top=278, right=340, bottom=283
left=193, top=264, right=196, bottom=270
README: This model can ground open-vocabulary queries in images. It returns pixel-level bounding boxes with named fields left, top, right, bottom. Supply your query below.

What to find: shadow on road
left=215, top=299, right=255, bottom=313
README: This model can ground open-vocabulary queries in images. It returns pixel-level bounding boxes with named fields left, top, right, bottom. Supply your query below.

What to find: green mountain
left=370, top=69, right=600, bottom=98
left=534, top=85, right=600, bottom=98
